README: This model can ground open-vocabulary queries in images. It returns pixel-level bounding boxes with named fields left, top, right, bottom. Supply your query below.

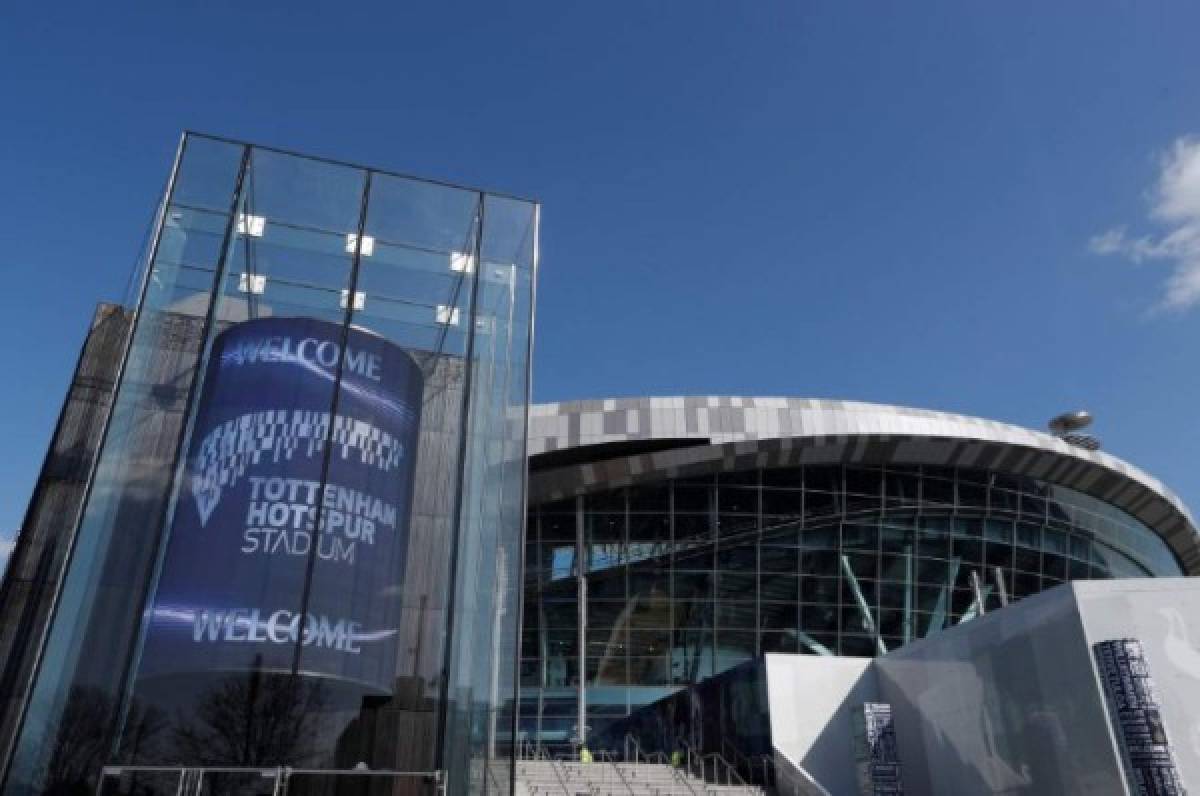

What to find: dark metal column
left=575, top=493, right=587, bottom=751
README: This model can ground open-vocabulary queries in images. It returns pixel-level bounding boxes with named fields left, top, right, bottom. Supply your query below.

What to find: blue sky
left=2, top=2, right=1200, bottom=554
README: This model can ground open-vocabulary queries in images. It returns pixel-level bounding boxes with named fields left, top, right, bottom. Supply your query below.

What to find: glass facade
left=1, top=134, right=537, bottom=796
left=519, top=462, right=1182, bottom=748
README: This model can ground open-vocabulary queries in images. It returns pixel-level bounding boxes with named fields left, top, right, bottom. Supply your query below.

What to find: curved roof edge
left=527, top=396, right=1200, bottom=574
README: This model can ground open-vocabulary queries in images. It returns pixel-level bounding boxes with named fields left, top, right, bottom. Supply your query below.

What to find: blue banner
left=139, top=317, right=423, bottom=693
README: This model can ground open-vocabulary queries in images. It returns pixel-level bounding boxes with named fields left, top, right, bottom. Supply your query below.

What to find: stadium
left=1, top=134, right=1198, bottom=795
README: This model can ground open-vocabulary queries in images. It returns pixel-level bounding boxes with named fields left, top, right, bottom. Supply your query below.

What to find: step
left=515, top=760, right=766, bottom=796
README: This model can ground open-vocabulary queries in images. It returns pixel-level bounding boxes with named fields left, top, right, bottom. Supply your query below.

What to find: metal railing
left=699, top=755, right=745, bottom=787
left=623, top=734, right=667, bottom=766
left=620, top=734, right=699, bottom=796
left=720, top=739, right=772, bottom=787
left=520, top=740, right=553, bottom=761
left=678, top=741, right=746, bottom=789
left=97, top=765, right=445, bottom=796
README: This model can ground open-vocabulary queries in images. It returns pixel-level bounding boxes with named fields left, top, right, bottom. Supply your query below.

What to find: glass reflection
left=519, top=462, right=1183, bottom=750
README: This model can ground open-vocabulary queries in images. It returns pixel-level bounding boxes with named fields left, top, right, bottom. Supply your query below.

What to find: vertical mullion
left=575, top=494, right=586, bottom=751
left=538, top=512, right=547, bottom=750
left=755, top=468, right=762, bottom=658
left=837, top=467, right=845, bottom=653
left=435, top=194, right=484, bottom=774
left=623, top=487, right=630, bottom=712
left=798, top=466, right=805, bottom=646
left=509, top=204, right=538, bottom=790
left=710, top=478, right=718, bottom=675
left=876, top=469, right=883, bottom=651
left=288, top=167, right=374, bottom=676
left=668, top=477, right=676, bottom=688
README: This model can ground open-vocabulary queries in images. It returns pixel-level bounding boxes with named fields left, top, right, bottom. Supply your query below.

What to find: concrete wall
left=764, top=654, right=876, bottom=795
left=1073, top=578, right=1200, bottom=788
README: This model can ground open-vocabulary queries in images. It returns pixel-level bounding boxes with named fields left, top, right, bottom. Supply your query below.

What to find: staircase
left=514, top=759, right=766, bottom=796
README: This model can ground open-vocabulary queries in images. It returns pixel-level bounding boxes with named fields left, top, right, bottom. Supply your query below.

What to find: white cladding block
left=764, top=581, right=1200, bottom=795
left=1074, top=578, right=1200, bottom=790
left=765, top=654, right=877, bottom=796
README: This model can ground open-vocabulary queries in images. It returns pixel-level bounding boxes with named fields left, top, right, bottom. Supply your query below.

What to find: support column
left=576, top=494, right=587, bottom=751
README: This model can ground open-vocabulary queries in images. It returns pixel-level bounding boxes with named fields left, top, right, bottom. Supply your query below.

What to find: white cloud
left=1090, top=136, right=1200, bottom=312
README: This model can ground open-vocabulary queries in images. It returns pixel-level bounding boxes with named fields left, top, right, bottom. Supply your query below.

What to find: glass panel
left=673, top=477, right=714, bottom=511
left=1044, top=528, right=1069, bottom=556
left=441, top=192, right=536, bottom=782
left=293, top=167, right=471, bottom=771
left=984, top=519, right=1012, bottom=543
left=585, top=514, right=626, bottom=572
left=802, top=577, right=840, bottom=603
left=842, top=523, right=878, bottom=551
left=628, top=484, right=669, bottom=513
left=759, top=547, right=799, bottom=574
left=1014, top=547, right=1041, bottom=574
left=762, top=488, right=804, bottom=517
left=804, top=489, right=840, bottom=519
left=958, top=482, right=986, bottom=509
left=985, top=543, right=1013, bottom=570
left=921, top=476, right=954, bottom=507
left=759, top=575, right=799, bottom=602
left=585, top=489, right=625, bottom=514
left=801, top=550, right=839, bottom=576
left=884, top=471, right=919, bottom=505
left=717, top=573, right=756, bottom=599
left=717, top=512, right=758, bottom=537
left=673, top=513, right=712, bottom=541
left=718, top=487, right=758, bottom=514
left=132, top=147, right=365, bottom=767
left=801, top=525, right=839, bottom=550
left=4, top=136, right=247, bottom=795
left=761, top=466, right=803, bottom=489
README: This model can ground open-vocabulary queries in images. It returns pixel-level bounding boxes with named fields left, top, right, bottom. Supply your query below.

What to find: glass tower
left=0, top=134, right=538, bottom=796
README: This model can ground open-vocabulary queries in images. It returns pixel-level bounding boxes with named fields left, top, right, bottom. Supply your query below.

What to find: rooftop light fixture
left=339, top=290, right=365, bottom=311
left=435, top=304, right=461, bottom=326
left=236, top=214, right=266, bottom=237
left=346, top=234, right=375, bottom=256
left=237, top=273, right=267, bottom=295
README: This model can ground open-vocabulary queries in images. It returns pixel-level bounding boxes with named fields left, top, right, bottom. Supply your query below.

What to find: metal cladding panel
left=526, top=396, right=1200, bottom=574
